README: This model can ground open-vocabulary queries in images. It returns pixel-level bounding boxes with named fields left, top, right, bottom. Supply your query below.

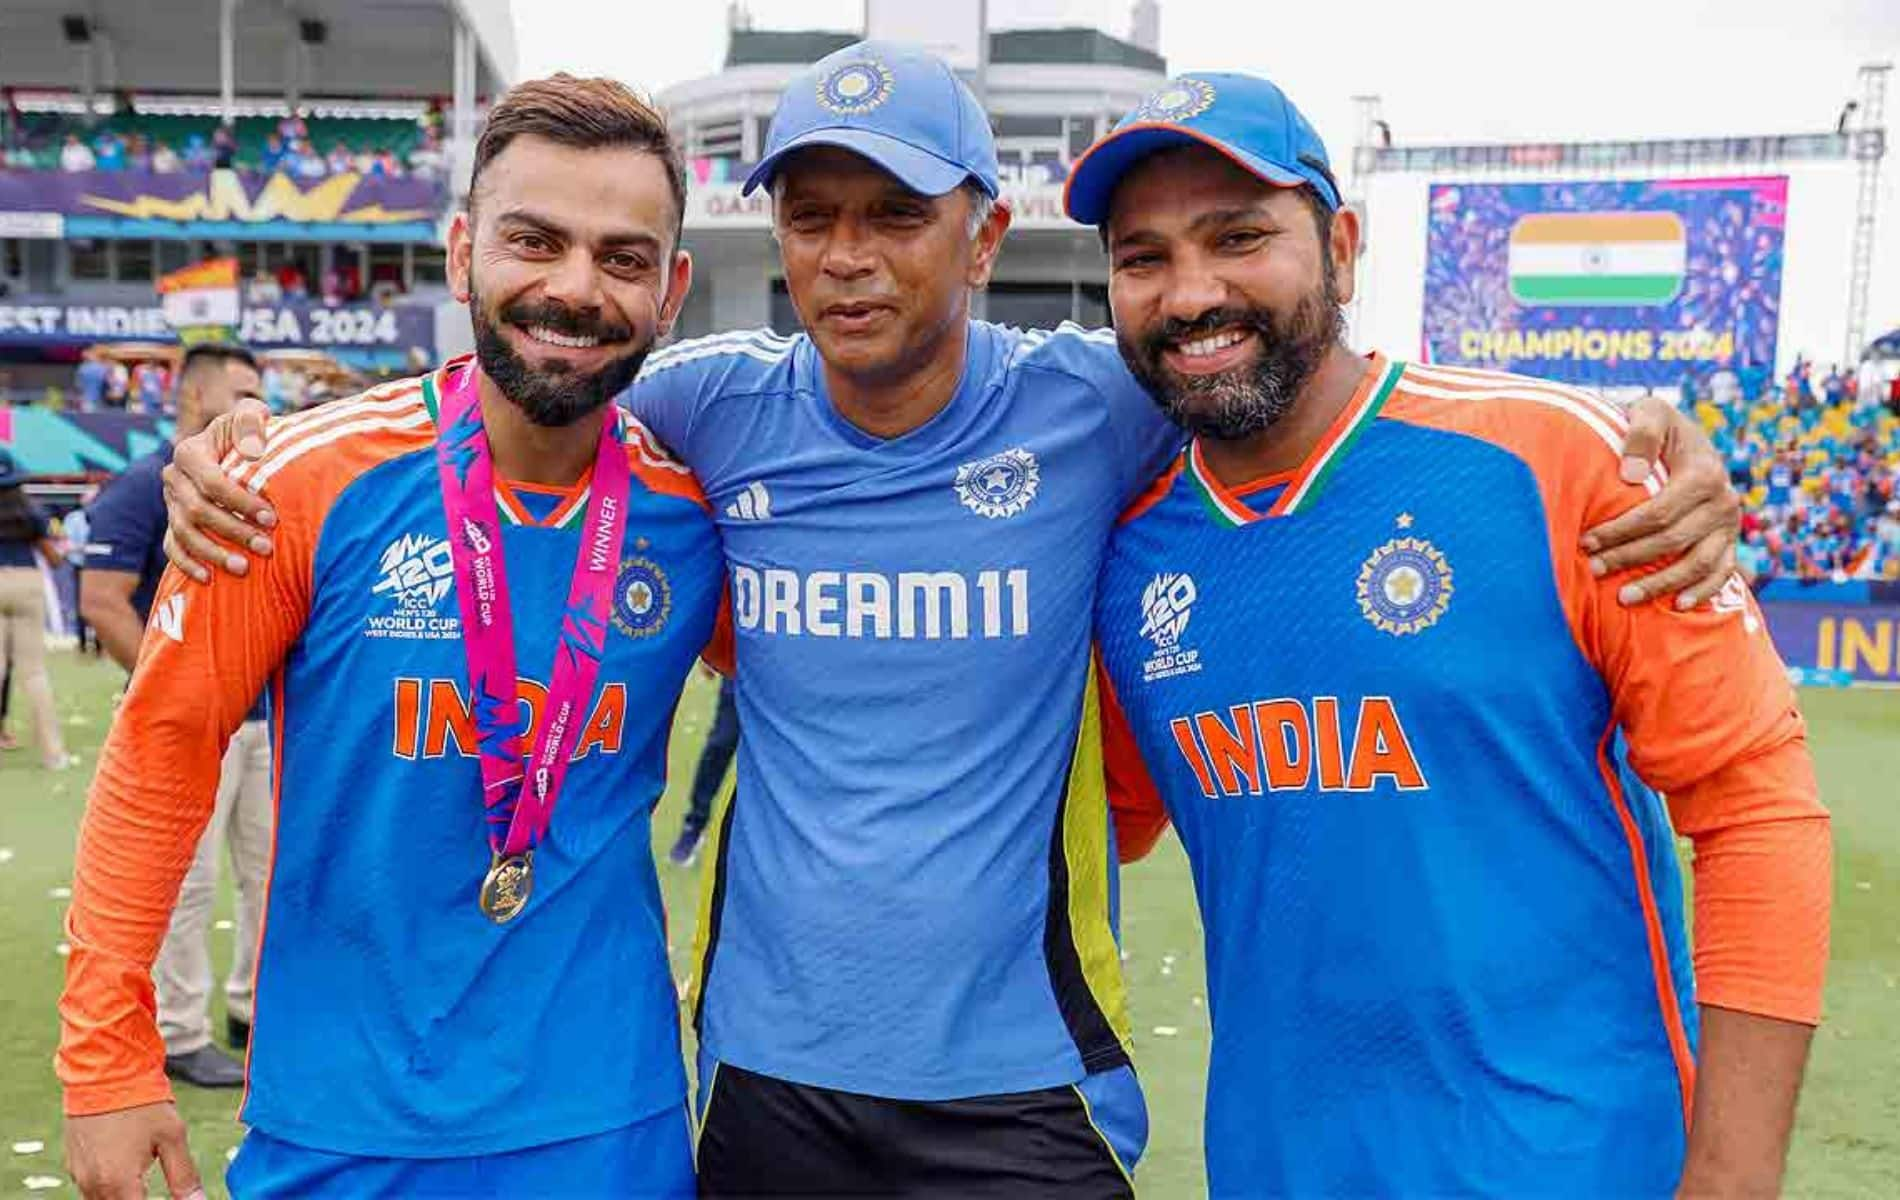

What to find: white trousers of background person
left=155, top=718, right=273, bottom=1056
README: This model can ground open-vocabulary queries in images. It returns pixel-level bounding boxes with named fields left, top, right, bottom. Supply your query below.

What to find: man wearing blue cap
left=157, top=47, right=1744, bottom=1195
left=1071, top=73, right=1829, bottom=1196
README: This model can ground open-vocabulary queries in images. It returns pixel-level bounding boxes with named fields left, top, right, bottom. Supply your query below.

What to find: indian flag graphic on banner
left=1507, top=212, right=1687, bottom=306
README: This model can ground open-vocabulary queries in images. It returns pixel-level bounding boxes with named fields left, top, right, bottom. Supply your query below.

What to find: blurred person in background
left=0, top=448, right=73, bottom=769
left=669, top=670, right=738, bottom=866
left=59, top=133, right=94, bottom=172
left=74, top=350, right=109, bottom=412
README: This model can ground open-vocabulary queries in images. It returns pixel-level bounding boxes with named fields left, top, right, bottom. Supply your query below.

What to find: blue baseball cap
left=743, top=40, right=1000, bottom=200
left=1064, top=72, right=1340, bottom=226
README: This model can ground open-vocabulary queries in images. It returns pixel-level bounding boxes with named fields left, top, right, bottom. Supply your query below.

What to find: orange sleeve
left=1098, top=655, right=1169, bottom=863
left=1387, top=384, right=1830, bottom=1026
left=57, top=469, right=316, bottom=1115
left=1569, top=441, right=1831, bottom=1026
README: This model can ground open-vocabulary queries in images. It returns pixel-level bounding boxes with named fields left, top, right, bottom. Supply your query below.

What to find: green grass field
left=1, top=651, right=1895, bottom=1197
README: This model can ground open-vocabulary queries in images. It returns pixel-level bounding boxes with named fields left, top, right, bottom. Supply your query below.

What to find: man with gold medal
left=56, top=76, right=724, bottom=1198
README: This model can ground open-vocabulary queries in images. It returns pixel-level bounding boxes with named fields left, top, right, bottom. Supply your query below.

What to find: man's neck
left=1197, top=345, right=1371, bottom=489
left=476, top=367, right=603, bottom=487
left=824, top=321, right=970, bottom=441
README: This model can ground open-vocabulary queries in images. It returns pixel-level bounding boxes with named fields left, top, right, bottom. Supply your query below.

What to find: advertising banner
left=1422, top=176, right=1787, bottom=386
left=0, top=297, right=433, bottom=357
left=1762, top=600, right=1900, bottom=687
left=0, top=168, right=446, bottom=242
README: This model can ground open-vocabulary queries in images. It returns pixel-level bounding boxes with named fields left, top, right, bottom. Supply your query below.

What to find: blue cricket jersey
left=60, top=362, right=723, bottom=1157
left=626, top=322, right=1178, bottom=1103
left=1096, top=357, right=1808, bottom=1196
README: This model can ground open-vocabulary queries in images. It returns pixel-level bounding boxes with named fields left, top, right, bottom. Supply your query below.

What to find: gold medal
left=479, top=852, right=533, bottom=924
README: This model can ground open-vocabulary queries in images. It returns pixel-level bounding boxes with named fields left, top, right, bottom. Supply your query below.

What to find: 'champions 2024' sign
left=1421, top=176, right=1787, bottom=386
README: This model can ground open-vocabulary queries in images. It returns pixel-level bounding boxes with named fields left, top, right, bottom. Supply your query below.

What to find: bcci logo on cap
left=954, top=447, right=1040, bottom=519
left=1139, top=572, right=1203, bottom=683
left=1357, top=536, right=1453, bottom=637
left=1132, top=77, right=1217, bottom=123
left=817, top=60, right=894, bottom=115
left=612, top=556, right=672, bottom=639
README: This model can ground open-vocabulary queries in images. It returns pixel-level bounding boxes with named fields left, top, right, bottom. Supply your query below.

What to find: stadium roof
left=0, top=0, right=509, bottom=99
left=725, top=27, right=1165, bottom=74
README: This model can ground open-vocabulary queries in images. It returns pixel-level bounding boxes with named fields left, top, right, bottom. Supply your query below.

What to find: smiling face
left=1105, top=144, right=1356, bottom=442
left=771, top=146, right=1005, bottom=387
left=448, top=133, right=691, bottom=427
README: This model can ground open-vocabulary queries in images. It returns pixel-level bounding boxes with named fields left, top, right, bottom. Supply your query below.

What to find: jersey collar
left=420, top=354, right=598, bottom=528
left=1183, top=354, right=1403, bottom=527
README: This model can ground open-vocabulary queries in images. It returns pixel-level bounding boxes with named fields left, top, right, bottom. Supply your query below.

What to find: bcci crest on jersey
left=1139, top=572, right=1203, bottom=683
left=366, top=533, right=460, bottom=641
left=954, top=447, right=1040, bottom=519
left=612, top=556, right=671, bottom=639
left=1357, top=536, right=1453, bottom=637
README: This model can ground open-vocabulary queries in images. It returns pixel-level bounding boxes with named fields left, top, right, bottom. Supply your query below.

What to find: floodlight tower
left=1844, top=62, right=1891, bottom=366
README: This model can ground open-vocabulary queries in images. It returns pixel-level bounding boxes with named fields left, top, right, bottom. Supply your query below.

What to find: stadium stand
left=1699, top=362, right=1900, bottom=582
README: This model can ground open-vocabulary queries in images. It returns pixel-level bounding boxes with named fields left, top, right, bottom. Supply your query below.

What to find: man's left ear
left=1330, top=203, right=1363, bottom=306
left=968, top=200, right=1013, bottom=291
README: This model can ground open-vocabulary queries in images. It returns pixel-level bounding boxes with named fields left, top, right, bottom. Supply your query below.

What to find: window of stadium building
left=412, top=243, right=446, bottom=286
left=67, top=239, right=111, bottom=281
left=115, top=239, right=155, bottom=283
left=987, top=282, right=1109, bottom=331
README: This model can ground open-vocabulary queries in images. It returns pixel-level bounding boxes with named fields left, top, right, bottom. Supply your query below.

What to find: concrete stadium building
left=659, top=25, right=1168, bottom=340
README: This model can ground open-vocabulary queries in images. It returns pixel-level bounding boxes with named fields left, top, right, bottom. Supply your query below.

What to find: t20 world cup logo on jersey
left=366, top=533, right=460, bottom=641
left=1139, top=572, right=1203, bottom=683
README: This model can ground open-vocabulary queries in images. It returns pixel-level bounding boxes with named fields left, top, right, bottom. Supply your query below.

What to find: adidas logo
left=725, top=480, right=773, bottom=522
left=154, top=593, right=187, bottom=644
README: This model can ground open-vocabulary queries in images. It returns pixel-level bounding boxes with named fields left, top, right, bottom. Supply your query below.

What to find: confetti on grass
left=214, top=920, right=235, bottom=931
left=1151, top=1025, right=1179, bottom=1037
left=23, top=1175, right=61, bottom=1190
left=54, top=943, right=71, bottom=958
left=0, top=848, right=15, bottom=864
left=49, top=887, right=71, bottom=900
left=12, top=1140, right=46, bottom=1154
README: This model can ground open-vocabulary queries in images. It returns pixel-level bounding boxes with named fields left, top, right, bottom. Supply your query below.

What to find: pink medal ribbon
left=431, top=361, right=630, bottom=923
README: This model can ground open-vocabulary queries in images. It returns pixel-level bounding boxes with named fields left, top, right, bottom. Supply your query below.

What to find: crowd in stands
left=1692, top=361, right=1900, bottom=584
left=56, top=349, right=365, bottom=416
left=0, top=89, right=449, bottom=179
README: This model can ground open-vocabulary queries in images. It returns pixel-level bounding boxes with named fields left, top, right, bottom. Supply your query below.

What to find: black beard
left=468, top=281, right=649, bottom=428
left=1119, top=280, right=1344, bottom=443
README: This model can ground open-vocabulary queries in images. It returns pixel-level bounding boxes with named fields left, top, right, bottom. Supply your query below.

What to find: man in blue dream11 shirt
left=155, top=45, right=1740, bottom=1199
left=1069, top=72, right=1829, bottom=1197
left=82, top=344, right=269, bottom=1093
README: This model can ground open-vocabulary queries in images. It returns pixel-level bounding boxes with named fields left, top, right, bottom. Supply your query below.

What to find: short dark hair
left=469, top=74, right=687, bottom=247
left=180, top=343, right=258, bottom=382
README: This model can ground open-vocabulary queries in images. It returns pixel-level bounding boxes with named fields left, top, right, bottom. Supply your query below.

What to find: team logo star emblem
left=1131, top=77, right=1217, bottom=123
left=954, top=448, right=1040, bottom=519
left=1357, top=531, right=1454, bottom=637
left=817, top=60, right=895, bottom=115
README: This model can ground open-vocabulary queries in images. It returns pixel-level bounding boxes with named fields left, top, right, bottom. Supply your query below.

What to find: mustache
left=498, top=297, right=633, bottom=344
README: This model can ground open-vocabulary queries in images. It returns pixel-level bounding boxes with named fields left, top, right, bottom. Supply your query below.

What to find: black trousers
left=683, top=677, right=740, bottom=833
left=696, top=1063, right=1133, bottom=1199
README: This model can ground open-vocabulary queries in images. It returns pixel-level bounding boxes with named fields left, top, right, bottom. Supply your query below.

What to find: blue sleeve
left=620, top=329, right=796, bottom=492
left=82, top=461, right=163, bottom=574
left=1056, top=327, right=1184, bottom=507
